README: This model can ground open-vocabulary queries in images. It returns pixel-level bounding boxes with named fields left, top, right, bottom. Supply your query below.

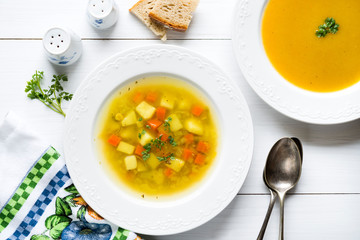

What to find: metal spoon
left=257, top=137, right=303, bottom=240
left=291, top=137, right=303, bottom=161
left=256, top=171, right=277, bottom=240
left=264, top=138, right=302, bottom=240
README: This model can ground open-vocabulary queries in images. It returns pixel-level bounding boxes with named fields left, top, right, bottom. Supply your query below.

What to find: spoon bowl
left=291, top=137, right=303, bottom=162
left=264, top=138, right=302, bottom=192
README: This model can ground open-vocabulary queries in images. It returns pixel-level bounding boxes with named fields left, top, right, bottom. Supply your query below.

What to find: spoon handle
left=278, top=192, right=286, bottom=240
left=256, top=189, right=277, bottom=240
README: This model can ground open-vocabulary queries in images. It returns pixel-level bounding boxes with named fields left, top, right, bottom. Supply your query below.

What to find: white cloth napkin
left=0, top=111, right=141, bottom=240
left=0, top=112, right=49, bottom=208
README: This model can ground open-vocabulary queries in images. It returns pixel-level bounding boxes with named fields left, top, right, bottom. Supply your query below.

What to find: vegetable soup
left=97, top=76, right=218, bottom=197
left=262, top=0, right=360, bottom=92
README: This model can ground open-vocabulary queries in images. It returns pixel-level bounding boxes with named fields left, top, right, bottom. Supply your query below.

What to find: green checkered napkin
left=0, top=112, right=142, bottom=240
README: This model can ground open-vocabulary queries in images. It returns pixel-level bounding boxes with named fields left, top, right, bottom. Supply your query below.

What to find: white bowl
left=64, top=45, right=253, bottom=235
left=233, top=0, right=360, bottom=124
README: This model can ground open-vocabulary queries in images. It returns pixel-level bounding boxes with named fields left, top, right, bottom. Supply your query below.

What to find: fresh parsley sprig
left=141, top=143, right=152, bottom=160
left=164, top=117, right=172, bottom=132
left=25, top=71, right=73, bottom=117
left=168, top=136, right=177, bottom=146
left=316, top=17, right=339, bottom=38
left=157, top=153, right=175, bottom=162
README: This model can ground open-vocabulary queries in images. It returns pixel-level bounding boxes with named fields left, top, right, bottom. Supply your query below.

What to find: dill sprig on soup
left=96, top=76, right=218, bottom=198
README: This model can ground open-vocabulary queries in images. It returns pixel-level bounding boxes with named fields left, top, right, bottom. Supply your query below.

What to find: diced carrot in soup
left=107, top=134, right=121, bottom=146
left=191, top=105, right=204, bottom=117
left=147, top=119, right=162, bottom=130
left=194, top=153, right=206, bottom=165
left=184, top=133, right=194, bottom=144
left=157, top=131, right=169, bottom=142
left=156, top=107, right=166, bottom=121
left=135, top=144, right=145, bottom=156
left=182, top=148, right=193, bottom=160
left=164, top=168, right=174, bottom=177
left=146, top=91, right=158, bottom=102
left=196, top=141, right=210, bottom=153
left=133, top=92, right=144, bottom=104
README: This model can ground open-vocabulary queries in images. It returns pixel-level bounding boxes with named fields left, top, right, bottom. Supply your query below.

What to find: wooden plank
left=142, top=194, right=360, bottom=240
left=0, top=0, right=233, bottom=39
left=1, top=40, right=360, bottom=194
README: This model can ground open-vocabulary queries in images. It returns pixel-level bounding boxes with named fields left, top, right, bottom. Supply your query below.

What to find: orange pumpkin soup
left=262, top=0, right=360, bottom=92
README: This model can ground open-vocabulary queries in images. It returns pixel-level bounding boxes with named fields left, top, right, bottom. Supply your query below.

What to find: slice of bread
left=130, top=0, right=167, bottom=41
left=149, top=0, right=199, bottom=32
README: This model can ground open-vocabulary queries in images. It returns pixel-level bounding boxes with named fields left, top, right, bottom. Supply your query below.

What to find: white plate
left=233, top=0, right=360, bottom=124
left=64, top=45, right=253, bottom=235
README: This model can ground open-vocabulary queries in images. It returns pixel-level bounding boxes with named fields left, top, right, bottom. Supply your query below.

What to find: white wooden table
left=1, top=0, right=360, bottom=239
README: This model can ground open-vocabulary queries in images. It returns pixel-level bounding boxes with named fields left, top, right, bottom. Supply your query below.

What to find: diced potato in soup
left=136, top=101, right=156, bottom=120
left=167, top=114, right=183, bottom=132
left=122, top=111, right=137, bottom=127
left=117, top=141, right=135, bottom=154
left=97, top=76, right=218, bottom=197
left=160, top=94, right=176, bottom=109
left=184, top=118, right=204, bottom=135
left=165, top=158, right=185, bottom=172
left=147, top=153, right=161, bottom=169
left=124, top=155, right=137, bottom=170
left=139, top=131, right=154, bottom=146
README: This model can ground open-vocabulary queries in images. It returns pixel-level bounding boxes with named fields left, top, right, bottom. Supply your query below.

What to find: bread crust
left=129, top=0, right=144, bottom=12
left=149, top=12, right=188, bottom=32
left=129, top=0, right=167, bottom=40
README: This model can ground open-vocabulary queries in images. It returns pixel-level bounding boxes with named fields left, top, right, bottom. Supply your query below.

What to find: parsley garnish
left=145, top=125, right=151, bottom=129
left=142, top=143, right=152, bottom=160
left=316, top=17, right=339, bottom=38
left=168, top=136, right=177, bottom=146
left=164, top=117, right=172, bottom=132
left=157, top=153, right=175, bottom=162
left=138, top=117, right=143, bottom=121
left=25, top=71, right=73, bottom=117
left=151, top=137, right=165, bottom=150
left=138, top=130, right=146, bottom=139
left=138, top=128, right=178, bottom=162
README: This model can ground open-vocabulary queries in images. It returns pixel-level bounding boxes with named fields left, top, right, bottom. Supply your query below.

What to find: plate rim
left=64, top=44, right=254, bottom=235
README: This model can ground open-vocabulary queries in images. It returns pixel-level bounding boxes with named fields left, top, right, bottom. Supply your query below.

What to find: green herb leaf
left=30, top=235, right=51, bottom=240
left=152, top=137, right=165, bottom=150
left=45, top=215, right=71, bottom=230
left=157, top=153, right=174, bottom=162
left=64, top=184, right=78, bottom=194
left=63, top=194, right=77, bottom=207
left=142, top=143, right=152, bottom=160
left=168, top=136, right=177, bottom=146
left=164, top=117, right=172, bottom=131
left=138, top=117, right=143, bottom=121
left=25, top=70, right=72, bottom=117
left=145, top=125, right=151, bottom=129
left=77, top=205, right=87, bottom=220
left=142, top=151, right=150, bottom=160
left=55, top=197, right=72, bottom=216
left=138, top=130, right=146, bottom=139
left=49, top=222, right=70, bottom=239
left=316, top=17, right=339, bottom=38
